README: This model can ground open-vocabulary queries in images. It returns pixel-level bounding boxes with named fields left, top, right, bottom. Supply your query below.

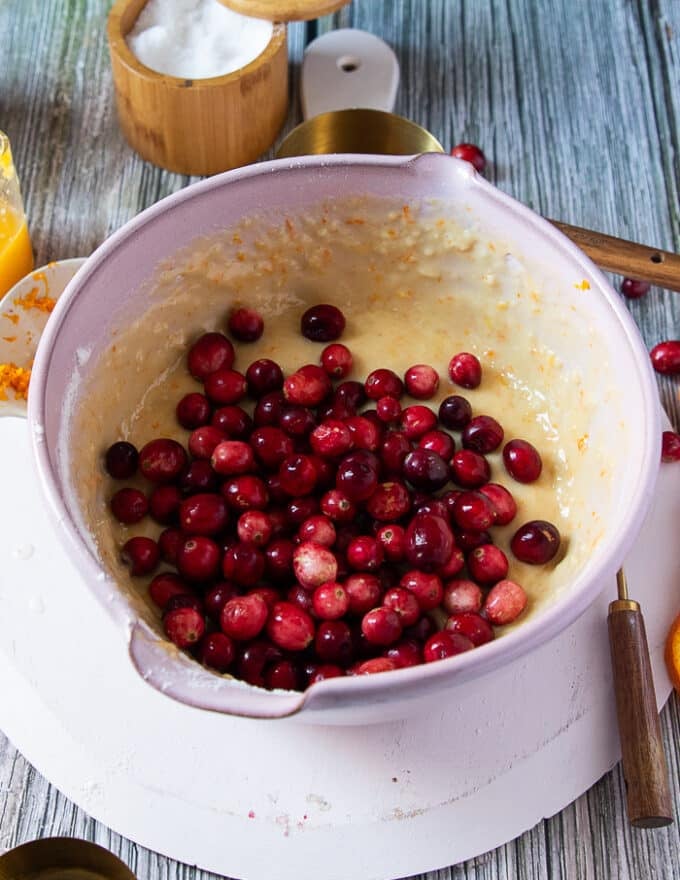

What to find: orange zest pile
left=12, top=283, right=56, bottom=313
left=0, top=361, right=31, bottom=400
left=665, top=613, right=680, bottom=693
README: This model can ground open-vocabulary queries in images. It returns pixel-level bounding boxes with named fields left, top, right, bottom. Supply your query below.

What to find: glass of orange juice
left=0, top=130, right=34, bottom=296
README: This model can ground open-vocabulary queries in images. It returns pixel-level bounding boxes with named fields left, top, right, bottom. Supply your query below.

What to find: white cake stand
left=0, top=414, right=677, bottom=880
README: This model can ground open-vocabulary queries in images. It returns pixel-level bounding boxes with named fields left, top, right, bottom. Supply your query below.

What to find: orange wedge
left=664, top=612, right=680, bottom=693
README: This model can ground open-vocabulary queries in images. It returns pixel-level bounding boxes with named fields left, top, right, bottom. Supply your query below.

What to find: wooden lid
left=218, top=0, right=351, bottom=22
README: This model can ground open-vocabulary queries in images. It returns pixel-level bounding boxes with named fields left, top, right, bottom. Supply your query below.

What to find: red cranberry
left=204, top=369, right=247, bottom=405
left=279, top=405, right=316, bottom=439
left=310, top=420, right=353, bottom=458
left=288, top=583, right=315, bottom=615
left=467, top=544, right=509, bottom=584
left=484, top=579, right=528, bottom=624
left=345, top=415, right=382, bottom=452
left=249, top=586, right=285, bottom=610
left=178, top=460, right=217, bottom=495
left=267, top=507, right=288, bottom=537
left=450, top=449, right=490, bottom=488
left=402, top=448, right=450, bottom=491
left=279, top=454, right=317, bottom=496
left=503, top=439, right=542, bottom=482
left=344, top=573, right=382, bottom=615
left=121, top=536, right=159, bottom=576
left=419, top=430, right=455, bottom=460
left=309, top=664, right=345, bottom=683
left=220, top=594, right=268, bottom=640
left=451, top=491, right=495, bottom=530
left=413, top=497, right=449, bottom=520
left=265, top=538, right=295, bottom=580
left=400, top=405, right=438, bottom=440
left=187, top=332, right=234, bottom=380
left=253, top=390, right=286, bottom=426
left=312, top=582, right=349, bottom=619
left=284, top=365, right=332, bottom=407
left=177, top=536, right=221, bottom=581
left=164, top=606, right=205, bottom=648
left=110, top=487, right=148, bottom=524
left=204, top=581, right=240, bottom=619
left=400, top=569, right=444, bottom=611
left=511, top=520, right=560, bottom=564
left=237, top=510, right=272, bottom=545
left=621, top=277, right=650, bottom=299
left=221, top=475, right=269, bottom=511
left=265, top=659, right=302, bottom=691
left=293, top=541, right=338, bottom=589
left=223, top=542, right=265, bottom=586
left=382, top=587, right=420, bottom=626
left=105, top=441, right=138, bottom=479
left=361, top=607, right=402, bottom=646
left=245, top=358, right=284, bottom=397
left=352, top=657, right=397, bottom=675
left=211, top=440, right=255, bottom=476
left=380, top=431, right=412, bottom=475
left=228, top=307, right=264, bottom=342
left=446, top=611, right=494, bottom=646
left=315, top=620, right=353, bottom=664
left=139, top=438, right=187, bottom=483
left=455, top=528, right=492, bottom=551
left=149, top=572, right=191, bottom=609
left=424, top=630, right=474, bottom=661
left=179, top=493, right=228, bottom=535
left=148, top=485, right=181, bottom=524
left=438, top=545, right=465, bottom=578
left=404, top=513, right=454, bottom=571
left=188, top=425, right=226, bottom=460
left=365, top=368, right=403, bottom=400
left=662, top=430, right=680, bottom=462
left=376, top=396, right=402, bottom=423
left=301, top=304, right=346, bottom=341
left=267, top=601, right=315, bottom=651
left=404, top=364, right=439, bottom=399
left=478, top=482, right=517, bottom=525
left=298, top=515, right=336, bottom=546
left=320, top=489, right=357, bottom=523
left=321, top=343, right=353, bottom=378
left=442, top=578, right=483, bottom=614
left=335, top=380, right=366, bottom=410
left=176, top=393, right=212, bottom=429
left=236, top=640, right=282, bottom=688
left=347, top=536, right=384, bottom=571
left=335, top=453, right=379, bottom=502
left=250, top=427, right=294, bottom=470
left=365, top=480, right=411, bottom=521
left=198, top=631, right=235, bottom=671
left=158, top=528, right=183, bottom=564
left=438, top=394, right=472, bottom=430
left=462, top=415, right=504, bottom=454
left=310, top=455, right=335, bottom=490
left=404, top=615, right=435, bottom=643
left=448, top=352, right=482, bottom=389
left=286, top=495, right=319, bottom=525
left=385, top=638, right=423, bottom=668
left=651, top=340, right=680, bottom=375
left=376, top=524, right=406, bottom=562
left=211, top=405, right=253, bottom=439
left=450, top=142, right=486, bottom=172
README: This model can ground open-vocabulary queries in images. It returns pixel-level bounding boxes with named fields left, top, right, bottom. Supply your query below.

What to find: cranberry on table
left=105, top=441, right=138, bottom=479
left=188, top=425, right=226, bottom=460
left=462, top=415, right=504, bottom=454
left=315, top=620, right=354, bottom=664
left=312, top=582, right=350, bottom=619
left=149, top=485, right=181, bottom=524
left=198, top=631, right=235, bottom=672
left=347, top=535, right=384, bottom=571
left=187, top=332, right=234, bottom=380
left=419, top=429, right=455, bottom=460
left=365, top=368, right=404, bottom=400
left=250, top=426, right=294, bottom=469
left=404, top=513, right=454, bottom=571
left=284, top=364, right=332, bottom=406
left=448, top=352, right=482, bottom=389
left=211, top=439, right=255, bottom=476
left=279, top=405, right=316, bottom=439
left=423, top=630, right=475, bottom=662
left=177, top=536, right=221, bottom=581
left=345, top=573, right=382, bottom=615
left=620, top=277, right=650, bottom=299
left=253, top=390, right=286, bottom=426
left=442, top=578, right=483, bottom=614
left=301, top=304, right=346, bottom=341
left=139, top=438, right=187, bottom=483
left=149, top=572, right=191, bottom=610
left=211, top=405, right=253, bottom=439
left=404, top=364, right=439, bottom=399
left=511, top=520, right=561, bottom=564
left=503, top=438, right=542, bottom=482
left=478, top=482, right=518, bottom=524
left=310, top=419, right=353, bottom=458
left=450, top=142, right=486, bottom=172
left=335, top=380, right=367, bottom=411
left=451, top=491, right=495, bottom=530
left=220, top=594, right=268, bottom=640
left=222, top=542, right=265, bottom=586
left=164, top=606, right=205, bottom=649
left=382, top=586, right=420, bottom=626
left=376, top=395, right=402, bottom=423
left=450, top=448, right=491, bottom=488
left=400, top=405, right=438, bottom=440
left=402, top=448, right=450, bottom=491
left=344, top=415, right=382, bottom=452
left=204, top=368, right=247, bottom=405
left=179, top=492, right=228, bottom=535
left=400, top=569, right=444, bottom=611
left=321, top=343, right=353, bottom=378
left=361, top=607, right=403, bottom=646
left=121, top=536, right=159, bottom=576
left=380, top=430, right=412, bottom=474
left=662, top=430, right=680, bottom=462
left=376, top=523, right=407, bottom=561
left=221, top=474, right=269, bottom=511
left=484, top=578, right=528, bottom=624
left=467, top=543, right=509, bottom=584
left=228, top=307, right=264, bottom=342
left=446, top=611, right=494, bottom=646
left=245, top=358, right=284, bottom=397
left=650, top=340, right=680, bottom=375
left=110, top=487, right=148, bottom=524
left=438, top=394, right=472, bottom=430
left=176, top=392, right=212, bottom=429
left=293, top=541, right=338, bottom=589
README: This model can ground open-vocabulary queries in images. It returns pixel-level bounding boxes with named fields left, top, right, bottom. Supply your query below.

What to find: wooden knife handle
left=550, top=219, right=680, bottom=292
left=607, top=600, right=673, bottom=827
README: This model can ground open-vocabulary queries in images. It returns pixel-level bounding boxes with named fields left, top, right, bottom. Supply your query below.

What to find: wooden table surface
left=1, top=1, right=679, bottom=877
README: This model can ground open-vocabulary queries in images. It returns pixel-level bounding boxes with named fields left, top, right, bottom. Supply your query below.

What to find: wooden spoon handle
left=607, top=600, right=673, bottom=827
left=550, top=220, right=680, bottom=292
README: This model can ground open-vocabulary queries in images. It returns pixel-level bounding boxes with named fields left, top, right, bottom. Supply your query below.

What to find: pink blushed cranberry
left=298, top=515, right=336, bottom=547
left=361, top=607, right=402, bottom=646
left=352, top=657, right=398, bottom=675
left=365, top=368, right=403, bottom=400
left=419, top=429, right=455, bottom=460
left=423, top=630, right=474, bottom=662
left=267, top=601, right=315, bottom=651
left=321, top=343, right=353, bottom=378
left=228, top=307, right=264, bottom=342
left=139, top=438, right=187, bottom=483
left=650, top=340, right=680, bottom=375
left=503, top=439, right=543, bottom=483
left=179, top=493, right=228, bottom=536
left=511, top=520, right=561, bottom=564
left=105, top=441, right=138, bottom=479
left=450, top=449, right=490, bottom=488
left=164, top=606, right=205, bottom=648
left=220, top=594, right=268, bottom=640
left=662, top=430, right=680, bottom=462
left=620, top=277, right=650, bottom=299
left=478, top=482, right=518, bottom=525
left=283, top=365, right=332, bottom=406
left=462, top=415, right=504, bottom=454
left=187, top=332, right=234, bottom=380
left=438, top=394, right=472, bottom=430
left=312, top=582, right=350, bottom=620
left=345, top=573, right=382, bottom=615
left=301, top=304, right=346, bottom=342
left=110, top=487, right=148, bottom=524
left=347, top=535, right=384, bottom=571
left=400, top=569, right=444, bottom=611
left=400, top=405, right=438, bottom=440
left=450, top=142, right=486, bottom=172
left=366, top=481, right=411, bottom=521
left=198, top=631, right=235, bottom=672
left=176, top=392, right=212, bottom=429
left=448, top=352, right=482, bottom=389
left=245, top=359, right=284, bottom=397
left=404, top=513, right=454, bottom=572
left=446, top=611, right=494, bottom=646
left=375, top=524, right=406, bottom=562
left=382, top=587, right=420, bottom=626
left=121, top=536, right=159, bottom=576
left=310, top=420, right=353, bottom=458
left=467, top=544, right=509, bottom=584
left=237, top=510, right=273, bottom=545
left=188, top=426, right=226, bottom=460
left=293, top=541, right=338, bottom=589
left=204, top=369, right=247, bottom=405
left=211, top=440, right=255, bottom=476
left=404, top=364, right=439, bottom=399
left=177, top=536, right=221, bottom=581
left=149, top=572, right=191, bottom=610
left=376, top=396, right=402, bottom=423
left=345, top=415, right=382, bottom=452
left=484, top=579, right=528, bottom=624
left=222, top=542, right=265, bottom=586
left=442, top=578, right=483, bottom=614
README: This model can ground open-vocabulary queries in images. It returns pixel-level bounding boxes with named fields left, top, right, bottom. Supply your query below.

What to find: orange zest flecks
left=0, top=361, right=31, bottom=400
left=2, top=335, right=16, bottom=342
left=577, top=433, right=589, bottom=452
left=13, top=284, right=56, bottom=313
left=2, top=312, right=19, bottom=325
left=574, top=279, right=591, bottom=291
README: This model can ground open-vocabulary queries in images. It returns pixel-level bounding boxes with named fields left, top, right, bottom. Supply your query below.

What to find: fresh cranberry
left=651, top=340, right=680, bottom=375
left=248, top=587, right=281, bottom=610
left=320, top=489, right=357, bottom=523
left=402, top=448, right=450, bottom=491
left=511, top=520, right=560, bottom=564
left=211, top=440, right=254, bottom=476
left=148, top=572, right=191, bottom=609
left=164, top=606, right=205, bottom=648
left=220, top=594, right=268, bottom=640
left=245, top=358, right=283, bottom=397
left=187, top=332, right=234, bottom=380
left=400, top=569, right=444, bottom=611
left=344, top=573, right=382, bottom=615
left=286, top=496, right=319, bottom=526
left=265, top=659, right=302, bottom=691
left=301, top=304, right=346, bottom=341
left=278, top=454, right=317, bottom=495
left=503, top=439, right=542, bottom=482
left=266, top=601, right=314, bottom=651
left=380, top=431, right=411, bottom=475
left=478, top=482, right=517, bottom=524
left=365, top=368, right=403, bottom=400
left=448, top=352, right=482, bottom=389
left=361, top=607, right=402, bottom=646
left=346, top=536, right=383, bottom=571
left=403, top=364, right=438, bottom=399
left=309, top=664, right=345, bottom=683
left=188, top=425, right=226, bottom=460
left=376, top=396, right=402, bottom=423
left=139, top=438, right=187, bottom=483
left=312, top=582, right=349, bottom=619
left=442, top=578, right=482, bottom=614
left=404, top=513, right=454, bottom=571
left=222, top=542, right=265, bottom=585
left=250, top=427, right=294, bottom=470
left=364, top=480, right=410, bottom=521
left=177, top=536, right=221, bottom=581
left=120, top=536, right=158, bottom=576
left=264, top=538, right=295, bottom=580
left=438, top=546, right=466, bottom=578
left=288, top=583, right=315, bottom=615
left=310, top=455, right=335, bottom=490
left=204, top=369, right=247, bottom=405
left=293, top=541, right=338, bottom=589
left=211, top=405, right=253, bottom=439
left=105, top=441, right=138, bottom=479
left=621, top=277, right=650, bottom=299
left=438, top=395, right=472, bottom=430
left=424, top=630, right=474, bottom=662
left=228, top=307, right=264, bottom=342
left=413, top=497, right=449, bottom=520
left=236, top=510, right=272, bottom=545
left=279, top=406, right=316, bottom=439
left=165, top=594, right=207, bottom=617
left=110, top=487, right=148, bottom=524
left=335, top=453, right=379, bottom=501
left=309, top=419, right=352, bottom=458
left=176, top=392, right=212, bottom=429
left=418, top=430, right=454, bottom=461
left=451, top=491, right=495, bottom=530
left=385, top=638, right=422, bottom=668
left=253, top=390, right=286, bottom=426
left=284, top=365, right=332, bottom=406
left=320, top=343, right=353, bottom=378
left=662, top=430, right=680, bottom=462
left=344, top=415, right=381, bottom=452
left=462, top=415, right=504, bottom=454
left=158, top=528, right=183, bottom=564
left=382, top=587, right=420, bottom=626
left=446, top=611, right=494, bottom=646
left=298, top=514, right=336, bottom=546
left=484, top=579, right=528, bottom=624
left=376, top=524, right=406, bottom=561
left=147, top=485, right=180, bottom=524
left=178, top=460, right=217, bottom=496
left=236, top=640, right=282, bottom=688
left=204, top=581, right=240, bottom=619
left=221, top=475, right=269, bottom=511
left=400, top=405, right=437, bottom=440
left=179, top=493, right=228, bottom=535
left=198, top=631, right=235, bottom=671
left=315, top=620, right=353, bottom=664
left=352, top=657, right=397, bottom=675
left=404, top=615, right=435, bottom=643
left=267, top=507, right=289, bottom=537
left=450, top=142, right=486, bottom=172
left=455, top=528, right=492, bottom=551
left=468, top=544, right=509, bottom=584
left=335, top=380, right=367, bottom=410
left=450, top=449, right=490, bottom=488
